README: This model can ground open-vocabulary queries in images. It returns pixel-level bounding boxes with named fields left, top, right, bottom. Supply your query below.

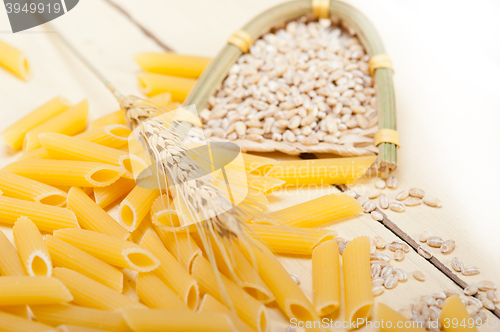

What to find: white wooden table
left=1, top=0, right=499, bottom=331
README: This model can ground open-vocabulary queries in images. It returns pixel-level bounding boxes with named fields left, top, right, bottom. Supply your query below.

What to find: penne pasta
left=67, top=187, right=129, bottom=240
left=0, top=230, right=26, bottom=276
left=53, top=228, right=159, bottom=272
left=198, top=294, right=254, bottom=332
left=90, top=110, right=126, bottom=129
left=4, top=159, right=125, bottom=187
left=0, top=305, right=29, bottom=319
left=31, top=304, right=130, bottom=332
left=241, top=153, right=277, bottom=176
left=377, top=303, right=426, bottom=331
left=129, top=214, right=153, bottom=244
left=93, top=178, right=136, bottom=209
left=1, top=96, right=71, bottom=150
left=266, top=156, right=377, bottom=186
left=0, top=310, right=52, bottom=332
left=52, top=268, right=144, bottom=311
left=137, top=72, right=196, bottom=100
left=343, top=236, right=373, bottom=329
left=0, top=196, right=79, bottom=232
left=122, top=308, right=234, bottom=332
left=135, top=52, right=211, bottom=78
left=13, top=216, right=52, bottom=276
left=191, top=255, right=268, bottom=332
left=150, top=194, right=179, bottom=228
left=247, top=224, right=337, bottom=256
left=140, top=229, right=199, bottom=310
left=0, top=276, right=72, bottom=305
left=312, top=240, right=341, bottom=316
left=440, top=296, right=478, bottom=332
left=0, top=170, right=67, bottom=206
left=48, top=325, right=115, bottom=332
left=246, top=173, right=285, bottom=195
left=136, top=272, right=189, bottom=310
left=118, top=185, right=160, bottom=232
left=0, top=39, right=30, bottom=80
left=23, top=100, right=88, bottom=152
left=155, top=228, right=201, bottom=271
left=259, top=193, right=362, bottom=228
left=45, top=235, right=123, bottom=292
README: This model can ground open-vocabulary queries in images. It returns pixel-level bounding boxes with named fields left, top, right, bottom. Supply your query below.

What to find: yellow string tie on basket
left=374, top=129, right=400, bottom=147
left=312, top=0, right=330, bottom=18
left=228, top=30, right=253, bottom=53
left=368, top=54, right=394, bottom=76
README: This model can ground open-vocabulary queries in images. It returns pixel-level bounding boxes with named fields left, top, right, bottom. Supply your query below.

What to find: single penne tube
left=45, top=235, right=123, bottom=292
left=241, top=241, right=318, bottom=323
left=1, top=96, right=71, bottom=150
left=343, top=236, right=374, bottom=329
left=94, top=178, right=136, bottom=209
left=136, top=272, right=189, bottom=310
left=440, top=296, right=478, bottom=332
left=0, top=230, right=26, bottom=276
left=0, top=39, right=30, bottom=80
left=258, top=193, right=362, bottom=228
left=13, top=216, right=52, bottom=276
left=0, top=305, right=29, bottom=318
left=246, top=173, right=285, bottom=195
left=4, top=159, right=125, bottom=187
left=53, top=228, right=159, bottom=272
left=140, top=229, right=199, bottom=310
left=119, top=185, right=160, bottom=232
left=122, top=308, right=234, bottom=332
left=30, top=304, right=130, bottom=332
left=67, top=187, right=129, bottom=240
left=0, top=170, right=67, bottom=206
left=53, top=267, right=144, bottom=311
left=150, top=194, right=180, bottom=228
left=266, top=156, right=377, bottom=186
left=377, top=303, right=426, bottom=331
left=23, top=100, right=88, bottom=152
left=198, top=294, right=254, bottom=332
left=90, top=110, right=126, bottom=129
left=0, top=196, right=79, bottom=232
left=0, top=276, right=72, bottom=305
left=0, top=311, right=52, bottom=332
left=137, top=72, right=196, bottom=100
left=312, top=240, right=341, bottom=317
left=129, top=214, right=153, bottom=244
left=241, top=153, right=277, bottom=176
left=155, top=228, right=202, bottom=271
left=247, top=224, right=337, bottom=256
left=135, top=52, right=211, bottom=78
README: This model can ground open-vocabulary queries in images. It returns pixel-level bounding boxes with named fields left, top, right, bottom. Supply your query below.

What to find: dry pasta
left=150, top=194, right=180, bottom=228
left=0, top=196, right=79, bottom=232
left=119, top=185, right=160, bottom=232
left=0, top=170, right=67, bottom=206
left=137, top=72, right=196, bottom=100
left=241, top=153, right=277, bottom=176
left=266, top=156, right=377, bottom=186
left=129, top=213, right=153, bottom=244
left=23, top=100, right=88, bottom=152
left=90, top=110, right=126, bottom=129
left=53, top=228, right=159, bottom=272
left=198, top=294, right=254, bottom=332
left=67, top=187, right=129, bottom=240
left=440, top=296, right=479, bottom=332
left=48, top=324, right=120, bottom=332
left=30, top=304, right=130, bottom=332
left=312, top=240, right=341, bottom=317
left=260, top=193, right=362, bottom=228
left=0, top=39, right=30, bottom=80
left=140, top=229, right=199, bottom=310
left=155, top=228, right=201, bottom=271
left=135, top=52, right=211, bottom=78
left=377, top=303, right=427, bottom=331
left=93, top=178, right=136, bottom=209
left=122, top=308, right=234, bottom=332
left=0, top=276, right=72, bottom=305
left=1, top=96, right=71, bottom=150
left=0, top=310, right=52, bottom=332
left=13, top=216, right=52, bottom=276
left=136, top=272, right=189, bottom=310
left=0, top=230, right=26, bottom=276
left=247, top=224, right=337, bottom=256
left=0, top=305, right=28, bottom=318
left=246, top=173, right=285, bottom=195
left=52, top=267, right=144, bottom=311
left=4, top=159, right=124, bottom=187
left=343, top=236, right=374, bottom=329
left=45, top=235, right=123, bottom=292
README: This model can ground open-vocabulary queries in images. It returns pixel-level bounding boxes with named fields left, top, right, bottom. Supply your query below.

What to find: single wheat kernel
left=395, top=190, right=409, bottom=201
left=418, top=246, right=433, bottom=259
left=440, top=240, right=455, bottom=254
left=480, top=296, right=495, bottom=310
left=386, top=176, right=398, bottom=189
left=394, top=268, right=408, bottom=282
left=363, top=201, right=376, bottom=213
left=372, top=285, right=385, bottom=296
left=371, top=260, right=390, bottom=267
left=472, top=311, right=487, bottom=323
left=477, top=280, right=497, bottom=291
left=468, top=297, right=483, bottom=309
left=384, top=274, right=398, bottom=289
left=466, top=305, right=479, bottom=316
left=444, top=289, right=460, bottom=297
left=389, top=202, right=405, bottom=212
left=426, top=236, right=444, bottom=248
left=371, top=264, right=381, bottom=278
left=370, top=244, right=377, bottom=254
left=381, top=265, right=394, bottom=279
left=372, top=277, right=385, bottom=287
left=462, top=266, right=480, bottom=276
left=421, top=295, right=436, bottom=306
left=370, top=211, right=384, bottom=221
left=487, top=290, right=499, bottom=303
left=451, top=257, right=464, bottom=272
left=357, top=195, right=369, bottom=206
left=404, top=197, right=422, bottom=206
left=432, top=292, right=447, bottom=300
left=464, top=285, right=478, bottom=296
left=435, top=299, right=445, bottom=308
left=375, top=179, right=386, bottom=189
left=409, top=188, right=425, bottom=198
left=379, top=194, right=389, bottom=209
left=423, top=195, right=442, bottom=208
left=373, top=236, right=385, bottom=249
left=419, top=231, right=431, bottom=243
left=371, top=252, right=390, bottom=262
left=391, top=241, right=410, bottom=253
left=394, top=249, right=405, bottom=261
left=367, top=189, right=381, bottom=199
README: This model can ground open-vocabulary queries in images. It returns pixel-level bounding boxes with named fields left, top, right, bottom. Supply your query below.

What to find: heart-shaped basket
left=184, top=0, right=397, bottom=173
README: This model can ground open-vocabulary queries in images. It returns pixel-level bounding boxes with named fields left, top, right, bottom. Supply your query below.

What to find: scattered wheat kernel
left=462, top=266, right=480, bottom=276
left=372, top=285, right=385, bottom=296
left=451, top=257, right=464, bottom=272
left=468, top=297, right=483, bottom=309
left=440, top=240, right=455, bottom=254
left=389, top=201, right=405, bottom=212
left=423, top=195, right=442, bottom=208
left=477, top=280, right=497, bottom=291
left=426, top=236, right=444, bottom=248
left=480, top=297, right=496, bottom=310
left=371, top=264, right=381, bottom=278
left=409, top=188, right=426, bottom=198
left=375, top=179, right=386, bottom=189
left=435, top=299, right=445, bottom=308
left=417, top=246, right=433, bottom=259
left=367, top=189, right=381, bottom=199
left=466, top=305, right=479, bottom=316
left=363, top=201, right=376, bottom=213
left=370, top=211, right=384, bottom=222
left=373, top=236, right=385, bottom=249
left=464, top=285, right=478, bottom=296
left=370, top=244, right=377, bottom=254
left=487, top=290, right=499, bottom=304
left=290, top=274, right=300, bottom=285
left=391, top=241, right=410, bottom=253
left=386, top=176, right=398, bottom=189
left=381, top=265, right=394, bottom=279
left=394, top=268, right=408, bottom=282
left=432, top=292, right=447, bottom=300
left=371, top=252, right=390, bottom=262
left=472, top=311, right=487, bottom=323
left=444, top=289, right=460, bottom=297
left=395, top=190, right=409, bottom=201
left=421, top=295, right=436, bottom=306
left=404, top=197, right=422, bottom=206
left=372, top=277, right=385, bottom=287
left=394, top=249, right=405, bottom=261
left=384, top=274, right=398, bottom=289
left=357, top=195, right=369, bottom=206
left=379, top=194, right=389, bottom=209
left=419, top=231, right=431, bottom=243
